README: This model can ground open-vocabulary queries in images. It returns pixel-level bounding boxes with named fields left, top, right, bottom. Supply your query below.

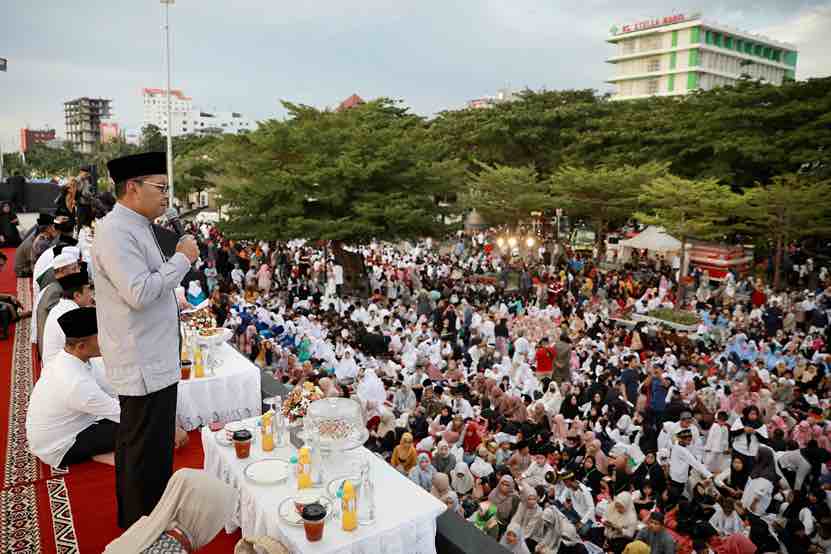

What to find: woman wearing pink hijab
left=256, top=263, right=272, bottom=294
left=551, top=414, right=568, bottom=443
left=792, top=421, right=813, bottom=448
left=587, top=439, right=609, bottom=474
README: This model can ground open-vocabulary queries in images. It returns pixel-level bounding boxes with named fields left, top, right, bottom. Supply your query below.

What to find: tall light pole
left=161, top=0, right=175, bottom=207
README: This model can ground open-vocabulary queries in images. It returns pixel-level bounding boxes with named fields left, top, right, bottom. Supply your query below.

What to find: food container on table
left=180, top=360, right=192, bottom=380
left=305, top=398, right=369, bottom=452
left=233, top=429, right=252, bottom=459
left=301, top=502, right=327, bottom=542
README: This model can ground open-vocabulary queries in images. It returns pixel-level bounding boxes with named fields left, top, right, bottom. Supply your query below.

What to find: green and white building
left=607, top=13, right=798, bottom=100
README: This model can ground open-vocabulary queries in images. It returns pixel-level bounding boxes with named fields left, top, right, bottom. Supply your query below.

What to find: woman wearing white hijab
left=536, top=505, right=581, bottom=554
left=510, top=486, right=544, bottom=552
left=602, top=491, right=638, bottom=554
left=186, top=280, right=207, bottom=306
left=334, top=348, right=359, bottom=381
left=104, top=469, right=236, bottom=553
left=541, top=381, right=563, bottom=415
left=499, top=522, right=532, bottom=554
left=451, top=461, right=475, bottom=496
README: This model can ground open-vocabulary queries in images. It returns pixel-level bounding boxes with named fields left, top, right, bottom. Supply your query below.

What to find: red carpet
left=0, top=248, right=240, bottom=553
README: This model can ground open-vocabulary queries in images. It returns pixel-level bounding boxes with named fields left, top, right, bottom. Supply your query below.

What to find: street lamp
left=526, top=237, right=535, bottom=248
left=161, top=0, right=175, bottom=206
left=507, top=237, right=518, bottom=248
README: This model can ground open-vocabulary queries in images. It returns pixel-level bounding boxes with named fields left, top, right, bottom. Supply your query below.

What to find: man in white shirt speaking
left=26, top=307, right=119, bottom=468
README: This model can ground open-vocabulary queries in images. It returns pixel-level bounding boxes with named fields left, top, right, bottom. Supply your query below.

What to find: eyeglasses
left=137, top=179, right=170, bottom=194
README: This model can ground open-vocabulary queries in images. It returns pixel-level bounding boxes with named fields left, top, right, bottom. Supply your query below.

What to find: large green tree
left=429, top=88, right=606, bottom=176
left=171, top=134, right=222, bottom=202
left=462, top=161, right=549, bottom=227
left=735, top=174, right=831, bottom=289
left=140, top=124, right=166, bottom=152
left=215, top=99, right=464, bottom=242
left=548, top=162, right=669, bottom=239
left=562, top=78, right=831, bottom=188
left=24, top=143, right=88, bottom=178
left=635, top=175, right=739, bottom=301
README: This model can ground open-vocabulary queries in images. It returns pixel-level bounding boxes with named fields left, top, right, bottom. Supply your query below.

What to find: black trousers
left=116, top=382, right=177, bottom=529
left=60, top=419, right=118, bottom=467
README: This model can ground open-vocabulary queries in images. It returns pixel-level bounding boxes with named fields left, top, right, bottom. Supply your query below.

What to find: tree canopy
left=214, top=99, right=464, bottom=242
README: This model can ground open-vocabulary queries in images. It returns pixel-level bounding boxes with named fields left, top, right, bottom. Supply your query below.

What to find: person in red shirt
left=534, top=338, right=556, bottom=379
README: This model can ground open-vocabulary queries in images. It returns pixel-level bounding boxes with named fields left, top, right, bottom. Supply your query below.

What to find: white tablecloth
left=202, top=420, right=446, bottom=554
left=177, top=343, right=262, bottom=431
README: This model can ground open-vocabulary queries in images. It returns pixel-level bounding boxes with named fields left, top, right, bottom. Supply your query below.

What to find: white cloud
left=758, top=5, right=831, bottom=78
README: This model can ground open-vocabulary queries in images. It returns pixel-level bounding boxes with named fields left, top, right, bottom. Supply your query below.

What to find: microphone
left=164, top=207, right=185, bottom=237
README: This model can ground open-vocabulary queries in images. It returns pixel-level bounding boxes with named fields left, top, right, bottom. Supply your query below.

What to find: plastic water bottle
left=288, top=455, right=298, bottom=489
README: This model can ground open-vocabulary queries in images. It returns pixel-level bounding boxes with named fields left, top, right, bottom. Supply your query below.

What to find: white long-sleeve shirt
left=26, top=350, right=120, bottom=467
left=558, top=484, right=595, bottom=525
left=521, top=461, right=553, bottom=489
left=741, top=477, right=773, bottom=516
left=776, top=450, right=812, bottom=491
left=40, top=298, right=79, bottom=372
left=669, top=443, right=712, bottom=484
left=708, top=504, right=747, bottom=536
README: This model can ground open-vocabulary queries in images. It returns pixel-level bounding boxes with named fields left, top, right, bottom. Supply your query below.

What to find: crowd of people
left=7, top=156, right=831, bottom=554
left=160, top=221, right=829, bottom=554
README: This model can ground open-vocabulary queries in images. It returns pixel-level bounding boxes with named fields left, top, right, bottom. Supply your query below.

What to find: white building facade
left=607, top=13, right=798, bottom=100
left=142, top=87, right=254, bottom=137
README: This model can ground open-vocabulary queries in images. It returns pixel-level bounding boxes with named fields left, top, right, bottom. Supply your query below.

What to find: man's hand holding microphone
left=176, top=235, right=199, bottom=264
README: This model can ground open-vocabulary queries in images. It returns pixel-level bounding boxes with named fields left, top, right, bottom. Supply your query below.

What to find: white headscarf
left=499, top=522, right=531, bottom=554
left=451, top=461, right=475, bottom=495
left=187, top=280, right=203, bottom=298
left=104, top=469, right=236, bottom=554
left=604, top=491, right=638, bottom=532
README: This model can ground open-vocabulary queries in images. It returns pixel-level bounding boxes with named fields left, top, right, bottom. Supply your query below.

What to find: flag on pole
left=0, top=58, right=7, bottom=72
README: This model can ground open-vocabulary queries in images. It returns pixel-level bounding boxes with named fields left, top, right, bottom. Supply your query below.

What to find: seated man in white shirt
left=41, top=271, right=95, bottom=371
left=26, top=307, right=120, bottom=468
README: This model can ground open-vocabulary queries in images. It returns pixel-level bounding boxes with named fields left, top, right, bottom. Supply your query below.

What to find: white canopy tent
left=618, top=226, right=681, bottom=252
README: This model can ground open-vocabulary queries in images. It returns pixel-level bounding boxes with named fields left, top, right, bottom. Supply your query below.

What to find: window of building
left=640, top=35, right=661, bottom=51
left=713, top=33, right=722, bottom=47
left=647, top=57, right=661, bottom=72
left=772, top=50, right=781, bottom=62
left=705, top=30, right=712, bottom=44
left=736, top=39, right=743, bottom=52
left=754, top=44, right=763, bottom=56
left=646, top=79, right=660, bottom=94
left=725, top=36, right=733, bottom=49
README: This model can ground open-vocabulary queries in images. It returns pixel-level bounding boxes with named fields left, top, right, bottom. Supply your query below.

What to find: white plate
left=277, top=494, right=332, bottom=527
left=244, top=458, right=289, bottom=485
left=215, top=431, right=232, bottom=447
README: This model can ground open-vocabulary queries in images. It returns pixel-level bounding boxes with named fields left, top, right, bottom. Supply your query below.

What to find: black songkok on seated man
left=57, top=271, right=89, bottom=294
left=57, top=306, right=97, bottom=339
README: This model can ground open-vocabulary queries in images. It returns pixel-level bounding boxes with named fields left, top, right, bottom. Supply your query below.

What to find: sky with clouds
left=1, top=0, right=830, bottom=150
